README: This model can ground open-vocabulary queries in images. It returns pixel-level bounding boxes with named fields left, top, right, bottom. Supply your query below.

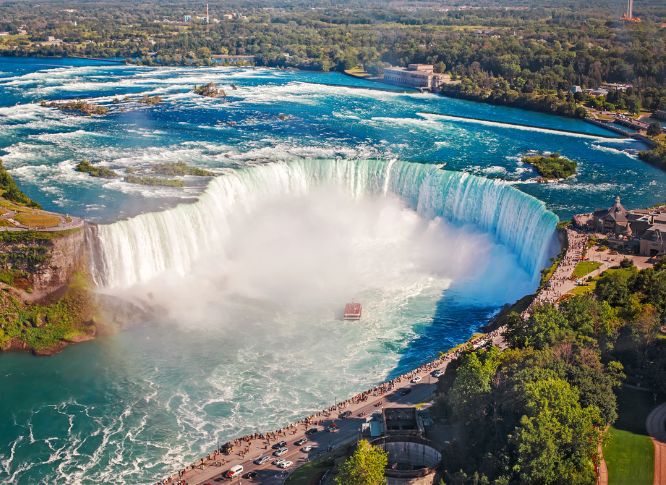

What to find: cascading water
left=90, top=159, right=558, bottom=289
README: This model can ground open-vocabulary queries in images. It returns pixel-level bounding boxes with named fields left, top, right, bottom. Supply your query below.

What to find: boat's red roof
left=344, top=303, right=362, bottom=315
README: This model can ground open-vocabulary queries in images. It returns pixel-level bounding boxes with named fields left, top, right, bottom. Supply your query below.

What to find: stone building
left=383, top=64, right=446, bottom=90
left=578, top=196, right=666, bottom=257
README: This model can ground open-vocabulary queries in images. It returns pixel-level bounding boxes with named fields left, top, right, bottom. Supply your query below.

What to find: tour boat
left=344, top=303, right=362, bottom=320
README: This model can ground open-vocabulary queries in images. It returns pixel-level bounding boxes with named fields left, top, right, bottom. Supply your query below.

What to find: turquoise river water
left=0, top=57, right=664, bottom=484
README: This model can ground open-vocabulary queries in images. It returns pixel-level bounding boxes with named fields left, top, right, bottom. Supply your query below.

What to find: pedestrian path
left=524, top=228, right=587, bottom=316
left=646, top=403, right=666, bottom=485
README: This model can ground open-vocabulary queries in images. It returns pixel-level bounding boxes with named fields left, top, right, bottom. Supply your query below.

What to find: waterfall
left=90, top=159, right=558, bottom=289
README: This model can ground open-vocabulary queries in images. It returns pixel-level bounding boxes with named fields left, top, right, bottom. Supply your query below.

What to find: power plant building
left=383, top=64, right=446, bottom=90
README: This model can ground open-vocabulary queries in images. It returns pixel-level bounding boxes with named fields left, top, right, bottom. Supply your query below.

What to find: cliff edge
left=0, top=160, right=96, bottom=355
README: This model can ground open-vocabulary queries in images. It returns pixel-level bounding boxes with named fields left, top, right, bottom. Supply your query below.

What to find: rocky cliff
left=0, top=228, right=87, bottom=300
left=0, top=227, right=96, bottom=354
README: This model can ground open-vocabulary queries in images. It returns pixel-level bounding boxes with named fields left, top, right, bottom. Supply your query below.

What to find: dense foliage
left=75, top=159, right=118, bottom=178
left=433, top=260, right=666, bottom=484
left=523, top=153, right=578, bottom=179
left=0, top=159, right=40, bottom=208
left=335, top=439, right=388, bottom=485
left=0, top=1, right=664, bottom=117
left=639, top=136, right=666, bottom=170
left=0, top=271, right=94, bottom=352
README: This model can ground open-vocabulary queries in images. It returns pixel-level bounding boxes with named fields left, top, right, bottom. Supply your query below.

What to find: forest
left=0, top=0, right=665, bottom=116
left=432, top=259, right=666, bottom=483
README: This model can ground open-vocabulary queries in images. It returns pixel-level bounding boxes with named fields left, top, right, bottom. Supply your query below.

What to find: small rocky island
left=75, top=160, right=118, bottom=179
left=193, top=82, right=226, bottom=98
left=75, top=160, right=214, bottom=187
left=522, top=152, right=577, bottom=180
left=40, top=99, right=109, bottom=116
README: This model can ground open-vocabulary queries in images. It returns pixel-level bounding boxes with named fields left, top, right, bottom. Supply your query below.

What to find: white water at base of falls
left=90, top=159, right=559, bottom=289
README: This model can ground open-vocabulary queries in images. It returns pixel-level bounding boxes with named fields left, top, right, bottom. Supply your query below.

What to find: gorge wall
left=0, top=228, right=87, bottom=300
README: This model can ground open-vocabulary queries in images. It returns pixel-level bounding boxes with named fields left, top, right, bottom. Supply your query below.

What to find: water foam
left=91, top=159, right=558, bottom=288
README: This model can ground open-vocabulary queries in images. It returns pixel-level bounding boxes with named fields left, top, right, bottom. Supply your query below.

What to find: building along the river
left=383, top=64, right=445, bottom=90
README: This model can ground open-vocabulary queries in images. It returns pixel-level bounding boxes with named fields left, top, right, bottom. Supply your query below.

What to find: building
left=601, top=82, right=633, bottom=92
left=383, top=64, right=445, bottom=90
left=586, top=88, right=609, bottom=97
left=183, top=15, right=192, bottom=22
left=367, top=407, right=441, bottom=485
left=382, top=407, right=424, bottom=436
left=576, top=196, right=666, bottom=257
left=570, top=85, right=582, bottom=95
left=654, top=110, right=666, bottom=122
left=372, top=436, right=442, bottom=485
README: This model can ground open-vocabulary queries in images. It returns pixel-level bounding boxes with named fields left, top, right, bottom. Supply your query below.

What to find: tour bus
left=225, top=464, right=244, bottom=478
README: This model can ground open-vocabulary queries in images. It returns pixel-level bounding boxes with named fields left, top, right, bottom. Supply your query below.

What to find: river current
left=0, top=57, right=664, bottom=484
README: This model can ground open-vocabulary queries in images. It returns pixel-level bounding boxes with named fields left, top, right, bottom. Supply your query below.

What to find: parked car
left=305, top=427, right=319, bottom=435
left=242, top=471, right=257, bottom=479
left=431, top=369, right=444, bottom=378
left=277, top=460, right=293, bottom=469
left=272, top=447, right=288, bottom=457
left=294, top=437, right=307, bottom=446
left=410, top=376, right=422, bottom=383
left=272, top=441, right=287, bottom=449
left=301, top=445, right=313, bottom=453
left=339, top=410, right=352, bottom=418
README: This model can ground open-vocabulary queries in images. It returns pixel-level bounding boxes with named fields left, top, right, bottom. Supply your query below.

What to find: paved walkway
left=523, top=228, right=587, bottom=316
left=524, top=227, right=655, bottom=318
left=598, top=443, right=608, bottom=485
left=646, top=403, right=666, bottom=485
left=159, top=330, right=504, bottom=485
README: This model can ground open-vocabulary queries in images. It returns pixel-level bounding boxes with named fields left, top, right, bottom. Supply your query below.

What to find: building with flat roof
left=383, top=64, right=445, bottom=90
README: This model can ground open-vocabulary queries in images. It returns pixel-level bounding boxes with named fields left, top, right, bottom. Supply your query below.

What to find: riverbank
left=160, top=328, right=505, bottom=485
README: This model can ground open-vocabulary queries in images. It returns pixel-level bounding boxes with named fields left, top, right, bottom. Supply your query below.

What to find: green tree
left=513, top=377, right=600, bottom=484
left=506, top=304, right=569, bottom=350
left=335, top=440, right=388, bottom=485
left=449, top=347, right=502, bottom=421
left=647, top=122, right=662, bottom=137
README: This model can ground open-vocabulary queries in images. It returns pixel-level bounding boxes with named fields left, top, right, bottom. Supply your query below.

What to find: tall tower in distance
left=621, top=0, right=641, bottom=22
left=205, top=1, right=210, bottom=24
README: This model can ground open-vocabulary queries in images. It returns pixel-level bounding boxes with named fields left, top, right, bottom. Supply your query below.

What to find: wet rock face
left=31, top=229, right=87, bottom=296
left=0, top=228, right=87, bottom=299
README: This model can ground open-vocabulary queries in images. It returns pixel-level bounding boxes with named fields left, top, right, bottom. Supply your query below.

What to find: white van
left=225, top=464, right=244, bottom=478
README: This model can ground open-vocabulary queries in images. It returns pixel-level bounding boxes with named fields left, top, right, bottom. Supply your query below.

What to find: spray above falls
left=89, top=159, right=559, bottom=289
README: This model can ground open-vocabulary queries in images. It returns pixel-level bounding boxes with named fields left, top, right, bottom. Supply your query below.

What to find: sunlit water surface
left=0, top=58, right=664, bottom=484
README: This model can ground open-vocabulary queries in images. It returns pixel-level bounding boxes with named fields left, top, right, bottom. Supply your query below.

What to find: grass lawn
left=285, top=446, right=350, bottom=485
left=604, top=427, right=653, bottom=485
left=13, top=212, right=61, bottom=228
left=603, top=386, right=657, bottom=485
left=285, top=459, right=332, bottom=485
left=572, top=260, right=602, bottom=279
left=569, top=281, right=597, bottom=296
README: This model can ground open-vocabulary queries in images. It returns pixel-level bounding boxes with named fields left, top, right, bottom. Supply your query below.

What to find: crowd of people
left=156, top=329, right=504, bottom=485
left=526, top=228, right=588, bottom=312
